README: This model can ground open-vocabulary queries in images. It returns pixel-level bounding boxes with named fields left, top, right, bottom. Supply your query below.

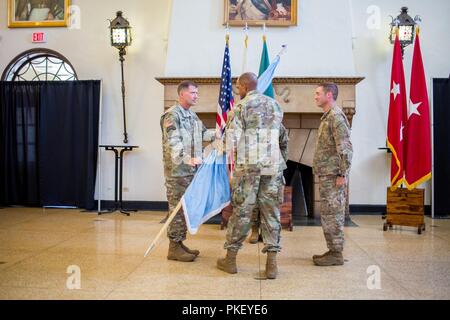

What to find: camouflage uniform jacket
left=226, top=90, right=287, bottom=176
left=160, top=104, right=215, bottom=178
left=313, top=105, right=353, bottom=177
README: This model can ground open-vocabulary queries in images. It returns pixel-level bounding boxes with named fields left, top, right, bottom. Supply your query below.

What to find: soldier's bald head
left=238, top=72, right=258, bottom=90
left=236, top=72, right=258, bottom=98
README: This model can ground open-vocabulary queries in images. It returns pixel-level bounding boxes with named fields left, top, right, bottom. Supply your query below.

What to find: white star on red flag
left=408, top=99, right=422, bottom=118
left=391, top=81, right=401, bottom=101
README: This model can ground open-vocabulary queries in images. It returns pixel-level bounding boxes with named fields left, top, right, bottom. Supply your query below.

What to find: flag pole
left=242, top=22, right=249, bottom=73
left=144, top=200, right=182, bottom=257
left=276, top=44, right=287, bottom=57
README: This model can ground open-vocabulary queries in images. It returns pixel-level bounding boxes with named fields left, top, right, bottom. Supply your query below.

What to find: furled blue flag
left=181, top=36, right=234, bottom=234
left=257, top=45, right=286, bottom=94
left=181, top=150, right=230, bottom=234
left=257, top=54, right=280, bottom=94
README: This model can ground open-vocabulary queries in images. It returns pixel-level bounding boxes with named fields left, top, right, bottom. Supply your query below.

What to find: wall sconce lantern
left=389, top=7, right=420, bottom=57
left=109, top=11, right=132, bottom=143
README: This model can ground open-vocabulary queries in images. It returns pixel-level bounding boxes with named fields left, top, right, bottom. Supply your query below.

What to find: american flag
left=216, top=37, right=234, bottom=136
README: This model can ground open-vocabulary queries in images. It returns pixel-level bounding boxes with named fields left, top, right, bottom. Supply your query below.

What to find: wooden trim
left=156, top=77, right=365, bottom=86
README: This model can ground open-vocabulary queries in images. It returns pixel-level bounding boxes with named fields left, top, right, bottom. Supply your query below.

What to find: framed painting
left=8, top=0, right=70, bottom=28
left=224, top=0, right=297, bottom=27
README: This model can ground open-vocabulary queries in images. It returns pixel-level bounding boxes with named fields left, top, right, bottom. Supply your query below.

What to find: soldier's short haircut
left=318, top=82, right=339, bottom=101
left=177, top=80, right=198, bottom=95
left=238, top=72, right=258, bottom=90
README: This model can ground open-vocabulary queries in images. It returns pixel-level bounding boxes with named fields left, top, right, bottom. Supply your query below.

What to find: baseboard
left=96, top=201, right=432, bottom=217
left=98, top=200, right=168, bottom=211
left=98, top=200, right=224, bottom=224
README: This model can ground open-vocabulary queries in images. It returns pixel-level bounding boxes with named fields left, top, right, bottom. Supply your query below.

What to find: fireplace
left=156, top=77, right=364, bottom=220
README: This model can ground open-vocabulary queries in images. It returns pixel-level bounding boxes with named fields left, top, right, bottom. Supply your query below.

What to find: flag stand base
left=384, top=187, right=426, bottom=234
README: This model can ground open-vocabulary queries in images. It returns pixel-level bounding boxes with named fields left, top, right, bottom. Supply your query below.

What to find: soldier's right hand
left=188, top=158, right=203, bottom=167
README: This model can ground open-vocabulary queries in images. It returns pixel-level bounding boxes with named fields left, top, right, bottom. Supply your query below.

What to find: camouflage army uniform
left=161, top=104, right=215, bottom=242
left=250, top=124, right=289, bottom=229
left=313, top=105, right=353, bottom=253
left=224, top=90, right=287, bottom=253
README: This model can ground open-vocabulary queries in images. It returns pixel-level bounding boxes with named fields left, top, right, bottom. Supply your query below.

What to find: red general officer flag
left=387, top=32, right=407, bottom=190
left=387, top=33, right=408, bottom=190
left=405, top=29, right=432, bottom=189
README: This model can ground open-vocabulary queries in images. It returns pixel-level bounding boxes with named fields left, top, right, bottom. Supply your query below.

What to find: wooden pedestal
left=221, top=186, right=293, bottom=231
left=384, top=187, right=426, bottom=234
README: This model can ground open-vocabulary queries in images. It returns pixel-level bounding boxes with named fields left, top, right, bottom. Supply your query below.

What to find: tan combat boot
left=313, top=251, right=344, bottom=266
left=265, top=252, right=278, bottom=279
left=180, top=242, right=200, bottom=257
left=217, top=249, right=238, bottom=274
left=248, top=226, right=259, bottom=244
left=167, top=240, right=196, bottom=262
left=312, top=250, right=332, bottom=260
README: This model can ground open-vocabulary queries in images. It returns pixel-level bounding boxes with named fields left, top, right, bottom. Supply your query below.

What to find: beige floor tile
left=81, top=219, right=162, bottom=235
left=0, top=229, right=78, bottom=251
left=0, top=249, right=37, bottom=271
left=0, top=209, right=43, bottom=229
left=0, top=209, right=448, bottom=300
left=0, top=251, right=144, bottom=291
left=116, top=273, right=261, bottom=297
left=47, top=232, right=157, bottom=256
left=0, top=286, right=110, bottom=300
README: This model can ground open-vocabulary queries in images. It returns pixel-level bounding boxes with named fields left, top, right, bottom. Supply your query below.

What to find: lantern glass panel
left=112, top=29, right=127, bottom=45
left=399, top=25, right=413, bottom=42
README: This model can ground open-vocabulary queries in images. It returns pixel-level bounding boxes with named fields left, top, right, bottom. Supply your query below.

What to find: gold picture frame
left=224, top=0, right=297, bottom=27
left=8, top=0, right=71, bottom=28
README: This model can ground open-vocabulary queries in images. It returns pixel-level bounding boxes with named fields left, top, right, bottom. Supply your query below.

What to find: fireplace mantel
left=156, top=77, right=364, bottom=85
left=156, top=76, right=364, bottom=124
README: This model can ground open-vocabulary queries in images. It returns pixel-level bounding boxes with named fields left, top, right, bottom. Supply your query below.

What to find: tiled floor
left=0, top=207, right=449, bottom=300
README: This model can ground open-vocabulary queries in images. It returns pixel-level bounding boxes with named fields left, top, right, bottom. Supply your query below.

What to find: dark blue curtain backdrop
left=433, top=78, right=450, bottom=217
left=0, top=81, right=100, bottom=210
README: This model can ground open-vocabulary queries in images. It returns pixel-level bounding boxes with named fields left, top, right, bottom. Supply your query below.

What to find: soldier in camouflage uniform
left=312, top=83, right=353, bottom=266
left=160, top=80, right=215, bottom=262
left=249, top=124, right=289, bottom=244
left=217, top=73, right=287, bottom=279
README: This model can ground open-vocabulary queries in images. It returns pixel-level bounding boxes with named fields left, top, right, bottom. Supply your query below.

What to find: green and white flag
left=258, top=35, right=275, bottom=98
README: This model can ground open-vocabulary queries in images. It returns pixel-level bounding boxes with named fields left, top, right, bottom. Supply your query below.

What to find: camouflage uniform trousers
left=250, top=182, right=284, bottom=229
left=225, top=173, right=283, bottom=253
left=165, top=175, right=193, bottom=242
left=251, top=207, right=260, bottom=229
left=319, top=175, right=345, bottom=252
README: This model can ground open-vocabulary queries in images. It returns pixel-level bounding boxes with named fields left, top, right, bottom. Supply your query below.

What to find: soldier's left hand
left=336, top=176, right=347, bottom=187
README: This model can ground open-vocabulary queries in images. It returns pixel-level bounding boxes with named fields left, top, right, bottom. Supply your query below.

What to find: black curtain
left=0, top=81, right=100, bottom=210
left=433, top=78, right=450, bottom=217
left=0, top=82, right=41, bottom=206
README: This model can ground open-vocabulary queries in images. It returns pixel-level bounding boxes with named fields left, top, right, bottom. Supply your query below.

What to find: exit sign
left=32, top=32, right=46, bottom=43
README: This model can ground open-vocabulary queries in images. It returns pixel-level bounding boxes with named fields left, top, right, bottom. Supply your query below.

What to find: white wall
left=1, top=0, right=449, bottom=206
left=0, top=0, right=172, bottom=201
left=165, top=0, right=356, bottom=76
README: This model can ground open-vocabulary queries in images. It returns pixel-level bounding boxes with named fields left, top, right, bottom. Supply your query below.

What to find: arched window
left=1, top=48, right=78, bottom=81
